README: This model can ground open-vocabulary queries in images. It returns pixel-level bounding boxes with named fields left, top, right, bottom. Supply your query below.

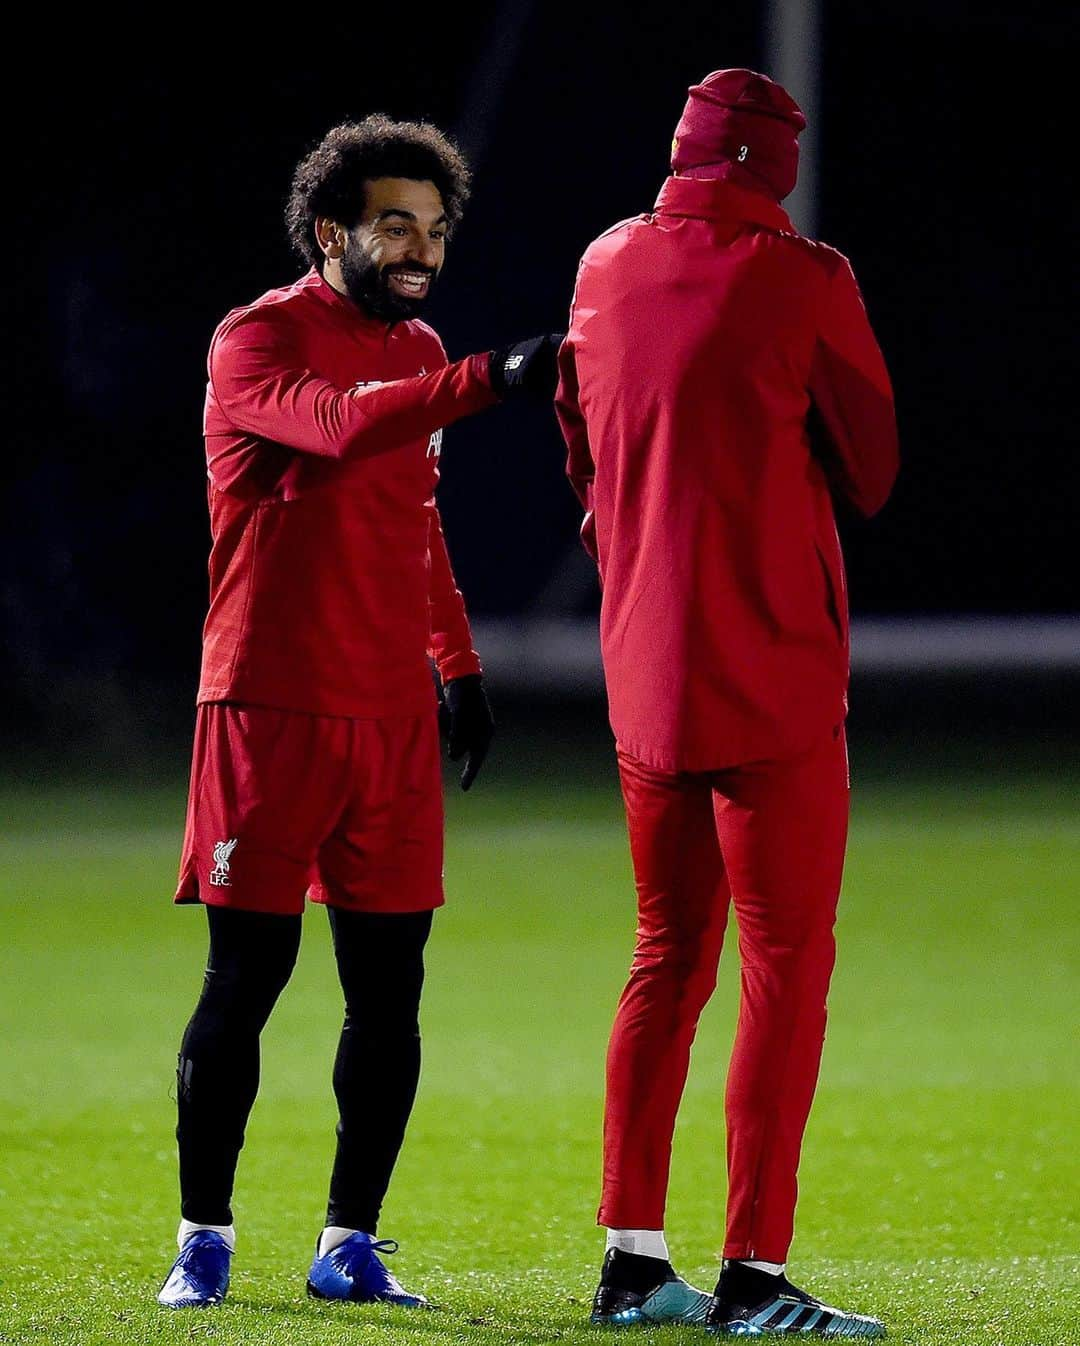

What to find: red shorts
left=175, top=703, right=444, bottom=916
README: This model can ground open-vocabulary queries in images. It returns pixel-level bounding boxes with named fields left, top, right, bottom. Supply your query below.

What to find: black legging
left=176, top=904, right=432, bottom=1232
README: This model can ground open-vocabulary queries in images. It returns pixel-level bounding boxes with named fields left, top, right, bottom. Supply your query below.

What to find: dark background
left=6, top=0, right=1076, bottom=758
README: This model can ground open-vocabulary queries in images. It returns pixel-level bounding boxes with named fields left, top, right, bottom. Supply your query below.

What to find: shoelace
left=174, top=1239, right=228, bottom=1272
left=180, top=1237, right=227, bottom=1256
left=329, top=1237, right=400, bottom=1260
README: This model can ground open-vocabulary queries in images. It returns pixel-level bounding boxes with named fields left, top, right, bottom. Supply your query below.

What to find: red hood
left=671, top=68, right=805, bottom=201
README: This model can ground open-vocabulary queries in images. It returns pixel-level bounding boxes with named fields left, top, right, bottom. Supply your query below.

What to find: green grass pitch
left=1, top=753, right=1077, bottom=1344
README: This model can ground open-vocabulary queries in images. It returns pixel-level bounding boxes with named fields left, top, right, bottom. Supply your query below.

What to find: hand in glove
left=488, top=334, right=565, bottom=401
left=439, top=674, right=495, bottom=791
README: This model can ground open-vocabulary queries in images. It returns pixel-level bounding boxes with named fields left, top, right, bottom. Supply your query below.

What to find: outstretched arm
left=208, top=309, right=498, bottom=461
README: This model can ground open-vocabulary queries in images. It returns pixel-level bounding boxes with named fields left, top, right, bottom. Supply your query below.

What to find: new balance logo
left=504, top=354, right=524, bottom=370
left=209, top=839, right=237, bottom=887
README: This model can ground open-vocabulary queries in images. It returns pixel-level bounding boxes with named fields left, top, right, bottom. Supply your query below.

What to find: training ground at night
left=6, top=3, right=1075, bottom=1342
left=1, top=721, right=1077, bottom=1346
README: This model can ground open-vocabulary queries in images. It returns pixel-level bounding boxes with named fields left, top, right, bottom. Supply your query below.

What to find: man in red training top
left=157, top=116, right=559, bottom=1311
left=557, top=71, right=898, bottom=1338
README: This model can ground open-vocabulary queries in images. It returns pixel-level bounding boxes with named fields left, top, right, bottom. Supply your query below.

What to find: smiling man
left=156, top=116, right=560, bottom=1311
left=334, top=176, right=447, bottom=314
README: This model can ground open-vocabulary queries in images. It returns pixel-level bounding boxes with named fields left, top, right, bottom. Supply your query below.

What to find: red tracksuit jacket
left=557, top=176, right=899, bottom=771
left=199, top=268, right=497, bottom=719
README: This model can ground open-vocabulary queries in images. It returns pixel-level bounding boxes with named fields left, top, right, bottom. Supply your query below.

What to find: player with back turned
left=156, top=116, right=560, bottom=1311
left=557, top=71, right=899, bottom=1337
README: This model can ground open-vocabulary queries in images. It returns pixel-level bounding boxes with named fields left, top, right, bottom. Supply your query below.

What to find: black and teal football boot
left=590, top=1248, right=713, bottom=1326
left=706, top=1261, right=885, bottom=1337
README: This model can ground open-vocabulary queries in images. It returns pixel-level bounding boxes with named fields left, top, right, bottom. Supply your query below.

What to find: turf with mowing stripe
left=0, top=760, right=1077, bottom=1344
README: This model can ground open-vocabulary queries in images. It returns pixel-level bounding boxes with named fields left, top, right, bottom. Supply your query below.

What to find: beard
left=339, top=239, right=438, bottom=322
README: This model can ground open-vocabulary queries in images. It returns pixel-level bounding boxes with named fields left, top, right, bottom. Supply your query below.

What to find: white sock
left=178, top=1219, right=235, bottom=1252
left=735, top=1258, right=785, bottom=1275
left=318, top=1225, right=368, bottom=1257
left=605, top=1228, right=669, bottom=1260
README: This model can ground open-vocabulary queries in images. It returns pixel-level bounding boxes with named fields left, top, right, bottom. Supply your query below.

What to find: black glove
left=488, top=333, right=565, bottom=400
left=439, top=674, right=495, bottom=791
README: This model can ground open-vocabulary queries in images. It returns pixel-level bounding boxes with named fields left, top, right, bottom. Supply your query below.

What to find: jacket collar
left=301, top=266, right=392, bottom=333
left=654, top=176, right=795, bottom=233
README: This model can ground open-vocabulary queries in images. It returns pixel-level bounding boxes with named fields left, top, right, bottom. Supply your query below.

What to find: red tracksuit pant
left=600, top=729, right=849, bottom=1262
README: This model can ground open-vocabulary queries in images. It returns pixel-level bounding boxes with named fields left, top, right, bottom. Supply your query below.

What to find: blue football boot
left=590, top=1249, right=714, bottom=1327
left=706, top=1262, right=885, bottom=1338
left=306, top=1232, right=430, bottom=1307
left=156, top=1230, right=232, bottom=1308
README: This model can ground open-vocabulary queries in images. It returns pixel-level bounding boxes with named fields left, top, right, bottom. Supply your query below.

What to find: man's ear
left=315, top=217, right=346, bottom=260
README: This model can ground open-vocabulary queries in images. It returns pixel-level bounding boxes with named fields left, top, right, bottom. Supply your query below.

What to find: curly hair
left=285, top=115, right=472, bottom=270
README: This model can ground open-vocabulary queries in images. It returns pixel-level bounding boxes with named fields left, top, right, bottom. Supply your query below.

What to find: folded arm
left=555, top=337, right=600, bottom=562
left=808, top=258, right=899, bottom=518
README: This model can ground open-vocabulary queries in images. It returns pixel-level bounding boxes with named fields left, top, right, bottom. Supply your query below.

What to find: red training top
left=557, top=177, right=899, bottom=772
left=198, top=268, right=497, bottom=719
